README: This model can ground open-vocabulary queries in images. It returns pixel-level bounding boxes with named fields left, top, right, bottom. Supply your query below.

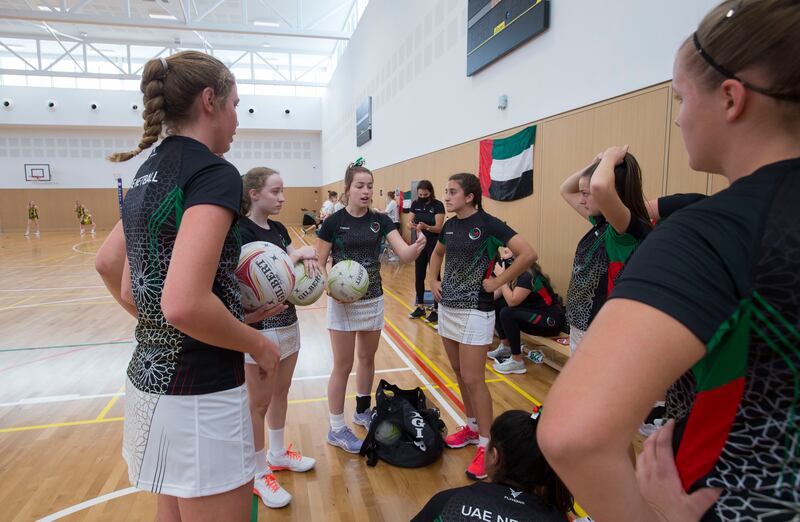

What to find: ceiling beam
left=0, top=8, right=350, bottom=40
left=0, top=67, right=326, bottom=86
left=0, top=32, right=331, bottom=56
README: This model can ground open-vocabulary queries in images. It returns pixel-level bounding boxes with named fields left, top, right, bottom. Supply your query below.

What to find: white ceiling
left=0, top=0, right=366, bottom=90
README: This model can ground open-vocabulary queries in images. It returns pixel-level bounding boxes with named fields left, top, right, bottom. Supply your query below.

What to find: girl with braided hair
left=97, top=51, right=283, bottom=521
left=541, top=1, right=800, bottom=520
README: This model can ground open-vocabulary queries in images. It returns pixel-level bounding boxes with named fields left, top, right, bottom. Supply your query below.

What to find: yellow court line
left=96, top=383, right=126, bottom=420
left=0, top=295, right=36, bottom=312
left=0, top=417, right=124, bottom=434
left=384, top=316, right=456, bottom=387
left=0, top=300, right=116, bottom=312
left=382, top=286, right=543, bottom=407
left=485, top=364, right=542, bottom=407
left=0, top=380, right=506, bottom=433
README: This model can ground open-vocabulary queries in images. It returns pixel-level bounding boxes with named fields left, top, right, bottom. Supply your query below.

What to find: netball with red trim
left=235, top=241, right=296, bottom=311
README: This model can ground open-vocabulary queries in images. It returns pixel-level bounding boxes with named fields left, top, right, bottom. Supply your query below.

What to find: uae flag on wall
left=398, top=189, right=412, bottom=213
left=479, top=125, right=536, bottom=201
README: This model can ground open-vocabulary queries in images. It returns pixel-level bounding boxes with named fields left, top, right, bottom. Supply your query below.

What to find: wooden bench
left=521, top=333, right=571, bottom=371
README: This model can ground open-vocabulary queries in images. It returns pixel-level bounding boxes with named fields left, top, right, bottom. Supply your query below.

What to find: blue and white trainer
left=327, top=426, right=363, bottom=453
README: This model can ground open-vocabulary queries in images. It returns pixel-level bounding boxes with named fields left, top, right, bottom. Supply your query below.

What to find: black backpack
left=360, top=379, right=446, bottom=468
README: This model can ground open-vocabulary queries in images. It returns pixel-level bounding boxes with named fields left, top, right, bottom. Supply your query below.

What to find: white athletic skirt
left=123, top=379, right=255, bottom=498
left=569, top=325, right=586, bottom=355
left=327, top=295, right=384, bottom=332
left=244, top=322, right=301, bottom=364
left=438, top=305, right=495, bottom=346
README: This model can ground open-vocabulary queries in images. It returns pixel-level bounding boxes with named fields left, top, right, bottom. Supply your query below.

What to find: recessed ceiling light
left=149, top=13, right=177, bottom=20
left=253, top=20, right=280, bottom=27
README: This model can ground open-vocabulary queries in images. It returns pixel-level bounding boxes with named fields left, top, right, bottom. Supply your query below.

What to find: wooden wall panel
left=0, top=188, right=123, bottom=233
left=665, top=90, right=710, bottom=196
left=537, top=87, right=670, bottom=292
left=0, top=187, right=321, bottom=232
left=321, top=84, right=678, bottom=295
left=709, top=174, right=729, bottom=194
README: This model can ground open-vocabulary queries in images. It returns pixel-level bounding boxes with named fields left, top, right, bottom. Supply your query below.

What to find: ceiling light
left=149, top=13, right=177, bottom=20
left=253, top=20, right=280, bottom=27
left=37, top=5, right=60, bottom=11
left=262, top=43, right=271, bottom=47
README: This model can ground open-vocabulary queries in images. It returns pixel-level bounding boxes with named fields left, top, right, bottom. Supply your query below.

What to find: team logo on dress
left=509, top=489, right=522, bottom=499
left=468, top=227, right=481, bottom=240
left=370, top=221, right=380, bottom=233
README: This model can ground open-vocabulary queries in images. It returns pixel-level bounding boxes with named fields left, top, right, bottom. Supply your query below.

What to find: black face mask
left=418, top=195, right=430, bottom=203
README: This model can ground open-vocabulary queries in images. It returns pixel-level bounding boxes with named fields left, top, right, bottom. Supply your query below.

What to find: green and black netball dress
left=437, top=211, right=516, bottom=345
left=565, top=213, right=650, bottom=351
left=318, top=208, right=394, bottom=331
left=121, top=135, right=254, bottom=498
left=613, top=158, right=800, bottom=521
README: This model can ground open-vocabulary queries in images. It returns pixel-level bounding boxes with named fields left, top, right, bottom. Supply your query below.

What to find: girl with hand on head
left=540, top=1, right=800, bottom=520
left=559, top=145, right=652, bottom=354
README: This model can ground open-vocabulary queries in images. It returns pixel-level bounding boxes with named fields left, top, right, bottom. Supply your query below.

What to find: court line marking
left=0, top=380, right=503, bottom=433
left=0, top=339, right=132, bottom=353
left=0, top=285, right=106, bottom=292
left=96, top=383, right=126, bottom=420
left=37, top=487, right=139, bottom=522
left=381, top=330, right=465, bottom=426
left=382, top=285, right=542, bottom=407
left=0, top=369, right=411, bottom=408
left=0, top=295, right=110, bottom=311
left=383, top=320, right=464, bottom=411
left=71, top=239, right=102, bottom=256
left=0, top=295, right=36, bottom=311
left=0, top=417, right=124, bottom=433
left=292, top=366, right=410, bottom=382
left=0, top=392, right=124, bottom=408
left=0, top=345, right=102, bottom=374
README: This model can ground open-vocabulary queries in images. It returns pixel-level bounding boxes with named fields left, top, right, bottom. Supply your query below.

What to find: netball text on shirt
left=131, top=170, right=159, bottom=188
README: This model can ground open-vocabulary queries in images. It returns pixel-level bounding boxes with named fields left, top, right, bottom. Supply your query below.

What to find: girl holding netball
left=428, top=173, right=537, bottom=480
left=316, top=162, right=426, bottom=453
left=98, top=51, right=282, bottom=522
left=239, top=167, right=319, bottom=509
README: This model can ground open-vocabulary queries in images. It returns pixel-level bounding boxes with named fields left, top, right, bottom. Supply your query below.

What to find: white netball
left=327, top=260, right=369, bottom=303
left=235, top=241, right=296, bottom=310
left=288, top=261, right=325, bottom=306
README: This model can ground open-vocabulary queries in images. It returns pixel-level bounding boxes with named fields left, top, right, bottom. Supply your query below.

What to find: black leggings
left=494, top=300, right=563, bottom=355
left=415, top=235, right=438, bottom=307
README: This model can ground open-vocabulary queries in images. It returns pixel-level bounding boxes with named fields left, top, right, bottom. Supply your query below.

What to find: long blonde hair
left=108, top=51, right=235, bottom=162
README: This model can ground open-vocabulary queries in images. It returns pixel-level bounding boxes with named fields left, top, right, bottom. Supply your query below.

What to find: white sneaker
left=487, top=343, right=511, bottom=361
left=253, top=473, right=292, bottom=508
left=268, top=444, right=316, bottom=472
left=493, top=357, right=527, bottom=375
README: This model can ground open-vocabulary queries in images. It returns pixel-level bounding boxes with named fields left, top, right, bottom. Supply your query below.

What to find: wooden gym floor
left=0, top=227, right=603, bottom=521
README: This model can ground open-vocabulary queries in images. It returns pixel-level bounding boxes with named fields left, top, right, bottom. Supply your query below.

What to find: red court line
left=383, top=322, right=465, bottom=412
left=0, top=345, right=98, bottom=374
